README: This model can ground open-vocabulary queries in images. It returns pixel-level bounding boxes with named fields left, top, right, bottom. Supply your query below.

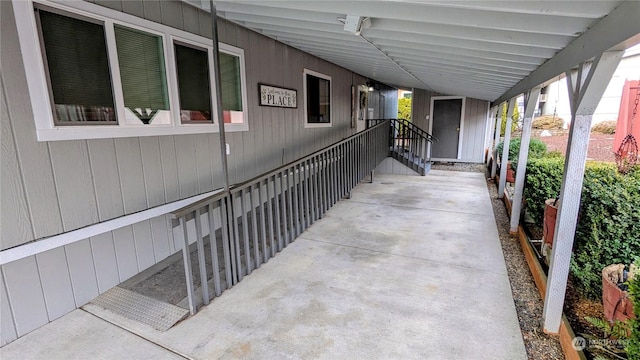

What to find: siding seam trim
left=0, top=268, right=18, bottom=340
left=0, top=189, right=222, bottom=266
left=1, top=74, right=36, bottom=241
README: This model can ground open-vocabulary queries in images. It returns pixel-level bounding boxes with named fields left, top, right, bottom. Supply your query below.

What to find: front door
left=431, top=98, right=463, bottom=159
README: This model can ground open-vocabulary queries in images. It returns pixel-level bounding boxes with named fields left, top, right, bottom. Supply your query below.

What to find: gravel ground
left=432, top=162, right=565, bottom=359
left=535, top=133, right=615, bottom=162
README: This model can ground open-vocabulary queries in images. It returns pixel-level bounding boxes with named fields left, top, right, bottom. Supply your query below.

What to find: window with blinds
left=27, top=1, right=249, bottom=139
left=175, top=43, right=212, bottom=123
left=114, top=25, right=169, bottom=125
left=304, top=71, right=331, bottom=126
left=37, top=9, right=116, bottom=124
left=220, top=52, right=244, bottom=124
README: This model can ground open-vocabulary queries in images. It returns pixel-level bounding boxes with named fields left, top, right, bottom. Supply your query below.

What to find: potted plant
left=543, top=198, right=559, bottom=246
left=506, top=161, right=516, bottom=183
left=602, top=263, right=637, bottom=323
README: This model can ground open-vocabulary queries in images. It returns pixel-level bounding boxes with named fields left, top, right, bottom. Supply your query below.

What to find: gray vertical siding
left=460, top=98, right=490, bottom=162
left=1, top=269, right=18, bottom=345
left=1, top=0, right=378, bottom=343
left=412, top=88, right=489, bottom=162
left=1, top=0, right=361, bottom=249
left=1, top=0, right=63, bottom=243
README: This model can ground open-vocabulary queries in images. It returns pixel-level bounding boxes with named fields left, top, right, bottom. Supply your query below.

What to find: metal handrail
left=367, top=118, right=437, bottom=175
left=169, top=121, right=391, bottom=314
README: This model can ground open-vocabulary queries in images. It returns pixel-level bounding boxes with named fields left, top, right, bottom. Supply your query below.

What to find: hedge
left=524, top=159, right=640, bottom=299
left=629, top=261, right=640, bottom=359
left=496, top=137, right=547, bottom=170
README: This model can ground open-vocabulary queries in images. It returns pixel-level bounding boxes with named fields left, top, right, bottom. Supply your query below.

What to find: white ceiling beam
left=261, top=31, right=369, bottom=49
left=223, top=13, right=344, bottom=32
left=384, top=50, right=538, bottom=72
left=239, top=22, right=347, bottom=40
left=378, top=43, right=545, bottom=66
left=404, top=66, right=524, bottom=83
left=293, top=50, right=394, bottom=67
left=259, top=29, right=371, bottom=49
left=369, top=36, right=557, bottom=58
left=389, top=1, right=618, bottom=18
left=413, top=74, right=518, bottom=88
left=414, top=71, right=518, bottom=86
left=268, top=37, right=377, bottom=54
left=215, top=3, right=342, bottom=25
left=224, top=1, right=594, bottom=35
left=494, top=0, right=640, bottom=104
left=365, top=20, right=571, bottom=49
left=390, top=55, right=532, bottom=76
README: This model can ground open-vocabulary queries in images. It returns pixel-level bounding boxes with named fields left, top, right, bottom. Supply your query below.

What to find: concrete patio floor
left=1, top=170, right=527, bottom=360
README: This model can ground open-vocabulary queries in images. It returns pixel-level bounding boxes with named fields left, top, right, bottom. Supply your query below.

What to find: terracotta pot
left=506, top=161, right=516, bottom=183
left=543, top=199, right=559, bottom=246
left=602, top=264, right=636, bottom=322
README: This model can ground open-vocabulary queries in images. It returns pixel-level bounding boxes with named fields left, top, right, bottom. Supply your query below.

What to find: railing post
left=194, top=208, right=209, bottom=305
left=179, top=216, right=197, bottom=315
left=207, top=203, right=222, bottom=296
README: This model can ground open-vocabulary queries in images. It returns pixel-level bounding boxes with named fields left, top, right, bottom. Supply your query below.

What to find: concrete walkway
left=1, top=171, right=527, bottom=360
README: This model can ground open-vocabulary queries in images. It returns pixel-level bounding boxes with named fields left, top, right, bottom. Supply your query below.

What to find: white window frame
left=12, top=0, right=248, bottom=141
left=303, top=68, right=332, bottom=128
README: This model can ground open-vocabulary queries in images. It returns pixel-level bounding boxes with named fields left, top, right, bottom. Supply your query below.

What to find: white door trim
left=429, top=96, right=466, bottom=160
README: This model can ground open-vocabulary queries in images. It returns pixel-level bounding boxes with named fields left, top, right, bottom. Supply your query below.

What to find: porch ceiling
left=186, top=1, right=640, bottom=103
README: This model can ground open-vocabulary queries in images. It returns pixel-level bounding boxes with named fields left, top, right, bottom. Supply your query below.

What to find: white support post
left=486, top=106, right=496, bottom=165
left=543, top=51, right=623, bottom=334
left=490, top=105, right=502, bottom=178
left=509, top=87, right=541, bottom=234
left=498, top=98, right=516, bottom=199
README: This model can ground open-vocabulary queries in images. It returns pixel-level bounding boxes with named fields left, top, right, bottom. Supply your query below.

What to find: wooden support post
left=543, top=51, right=623, bottom=334
left=490, top=105, right=502, bottom=178
left=509, top=87, right=541, bottom=234
left=498, top=98, right=516, bottom=199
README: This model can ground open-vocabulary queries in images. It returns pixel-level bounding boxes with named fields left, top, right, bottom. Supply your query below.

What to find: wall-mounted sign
left=259, top=84, right=297, bottom=108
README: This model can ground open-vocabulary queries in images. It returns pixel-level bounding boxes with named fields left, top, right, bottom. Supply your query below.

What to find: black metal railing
left=368, top=118, right=437, bottom=175
left=171, top=121, right=390, bottom=314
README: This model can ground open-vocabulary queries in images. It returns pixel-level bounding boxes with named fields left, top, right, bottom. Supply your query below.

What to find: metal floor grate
left=85, top=287, right=189, bottom=331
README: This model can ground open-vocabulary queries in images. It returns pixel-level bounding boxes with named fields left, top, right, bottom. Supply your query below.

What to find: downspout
left=210, top=1, right=230, bottom=192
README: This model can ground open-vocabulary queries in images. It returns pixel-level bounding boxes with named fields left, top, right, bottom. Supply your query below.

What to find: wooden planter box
left=602, top=264, right=636, bottom=322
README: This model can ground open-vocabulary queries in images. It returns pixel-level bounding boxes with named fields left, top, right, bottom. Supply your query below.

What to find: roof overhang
left=185, top=1, right=640, bottom=103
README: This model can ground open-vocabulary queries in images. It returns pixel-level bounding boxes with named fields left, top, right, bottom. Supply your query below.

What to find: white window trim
left=303, top=68, right=332, bottom=128
left=12, top=0, right=248, bottom=141
left=218, top=43, right=249, bottom=132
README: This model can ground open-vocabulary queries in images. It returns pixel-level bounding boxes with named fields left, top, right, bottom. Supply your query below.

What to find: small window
left=304, top=69, right=331, bottom=127
left=220, top=51, right=244, bottom=125
left=174, top=43, right=212, bottom=123
left=37, top=9, right=116, bottom=124
left=114, top=25, right=170, bottom=125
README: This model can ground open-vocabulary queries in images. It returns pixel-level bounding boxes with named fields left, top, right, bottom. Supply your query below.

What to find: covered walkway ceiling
left=187, top=1, right=640, bottom=103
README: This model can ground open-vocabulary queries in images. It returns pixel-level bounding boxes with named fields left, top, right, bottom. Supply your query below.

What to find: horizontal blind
left=219, top=53, right=242, bottom=111
left=38, top=10, right=114, bottom=110
left=114, top=25, right=169, bottom=113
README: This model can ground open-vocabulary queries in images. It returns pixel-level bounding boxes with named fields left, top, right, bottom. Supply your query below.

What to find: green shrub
left=496, top=138, right=548, bottom=161
left=544, top=150, right=564, bottom=159
left=532, top=115, right=564, bottom=129
left=628, top=261, right=640, bottom=359
left=524, top=157, right=564, bottom=226
left=500, top=102, right=519, bottom=136
left=591, top=120, right=617, bottom=134
left=523, top=161, right=640, bottom=300
left=571, top=164, right=640, bottom=299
